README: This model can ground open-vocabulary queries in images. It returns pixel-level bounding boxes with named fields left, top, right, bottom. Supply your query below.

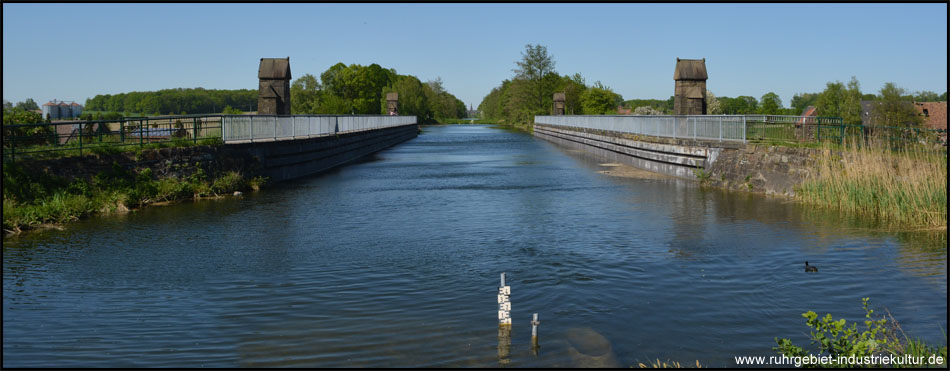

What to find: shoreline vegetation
left=2, top=159, right=265, bottom=236
left=774, top=298, right=947, bottom=368
left=795, top=139, right=947, bottom=232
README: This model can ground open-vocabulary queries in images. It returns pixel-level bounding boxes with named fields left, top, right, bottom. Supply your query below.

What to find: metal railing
left=221, top=115, right=416, bottom=143
left=3, top=115, right=224, bottom=162
left=535, top=115, right=747, bottom=142
left=535, top=114, right=946, bottom=149
left=3, top=114, right=418, bottom=162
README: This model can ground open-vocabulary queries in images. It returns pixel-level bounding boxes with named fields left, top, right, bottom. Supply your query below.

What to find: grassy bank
left=796, top=140, right=947, bottom=231
left=2, top=160, right=265, bottom=235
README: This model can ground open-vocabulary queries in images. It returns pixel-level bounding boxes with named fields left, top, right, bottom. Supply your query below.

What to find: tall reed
left=796, top=137, right=946, bottom=230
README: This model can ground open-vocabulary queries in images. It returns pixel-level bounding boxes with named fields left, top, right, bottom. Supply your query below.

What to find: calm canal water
left=3, top=124, right=946, bottom=367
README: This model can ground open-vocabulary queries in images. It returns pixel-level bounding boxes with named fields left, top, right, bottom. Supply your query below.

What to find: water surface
left=4, top=124, right=946, bottom=367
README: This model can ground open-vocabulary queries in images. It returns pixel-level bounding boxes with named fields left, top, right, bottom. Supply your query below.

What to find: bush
left=211, top=171, right=246, bottom=194
left=774, top=298, right=947, bottom=368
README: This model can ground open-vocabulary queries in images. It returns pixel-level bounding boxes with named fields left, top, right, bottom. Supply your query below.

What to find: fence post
left=140, top=119, right=144, bottom=148
left=274, top=116, right=278, bottom=141
left=719, top=116, right=722, bottom=142
left=719, top=116, right=723, bottom=141
left=193, top=117, right=198, bottom=144
left=79, top=122, right=83, bottom=156
left=10, top=128, right=15, bottom=163
left=840, top=124, right=844, bottom=146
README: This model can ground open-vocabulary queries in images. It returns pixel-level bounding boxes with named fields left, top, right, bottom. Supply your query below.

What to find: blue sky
left=3, top=3, right=947, bottom=110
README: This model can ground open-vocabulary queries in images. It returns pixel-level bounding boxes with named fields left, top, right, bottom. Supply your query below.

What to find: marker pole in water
left=531, top=312, right=540, bottom=354
left=497, top=272, right=512, bottom=365
left=498, top=272, right=511, bottom=326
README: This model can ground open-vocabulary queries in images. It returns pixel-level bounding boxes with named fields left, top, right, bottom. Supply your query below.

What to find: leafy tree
left=580, top=82, right=622, bottom=115
left=841, top=76, right=864, bottom=125
left=513, top=44, right=557, bottom=111
left=912, top=90, right=941, bottom=102
left=556, top=73, right=587, bottom=115
left=15, top=98, right=39, bottom=111
left=758, top=92, right=782, bottom=115
left=381, top=75, right=430, bottom=121
left=3, top=107, right=52, bottom=145
left=291, top=73, right=321, bottom=114
left=790, top=92, right=819, bottom=115
left=624, top=97, right=673, bottom=114
left=718, top=96, right=758, bottom=114
left=84, top=88, right=256, bottom=115
left=871, top=82, right=922, bottom=127
left=816, top=81, right=846, bottom=117
left=2, top=99, right=12, bottom=109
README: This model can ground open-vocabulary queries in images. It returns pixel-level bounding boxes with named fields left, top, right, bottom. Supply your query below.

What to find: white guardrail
left=222, top=115, right=416, bottom=143
left=535, top=115, right=747, bottom=142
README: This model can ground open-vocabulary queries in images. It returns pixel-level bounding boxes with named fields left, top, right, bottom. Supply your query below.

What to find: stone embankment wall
left=702, top=144, right=821, bottom=197
left=16, top=124, right=419, bottom=184
left=533, top=122, right=822, bottom=197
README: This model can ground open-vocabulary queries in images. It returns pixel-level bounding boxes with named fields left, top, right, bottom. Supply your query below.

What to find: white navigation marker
left=498, top=272, right=511, bottom=326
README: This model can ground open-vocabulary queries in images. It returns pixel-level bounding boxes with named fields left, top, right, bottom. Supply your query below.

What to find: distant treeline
left=85, top=88, right=257, bottom=116
left=624, top=82, right=946, bottom=122
left=291, top=62, right=466, bottom=122
left=479, top=44, right=625, bottom=126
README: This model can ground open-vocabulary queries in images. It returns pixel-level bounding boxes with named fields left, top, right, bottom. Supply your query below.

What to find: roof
left=797, top=106, right=817, bottom=124
left=258, top=57, right=291, bottom=79
left=674, top=58, right=707, bottom=80
left=802, top=106, right=817, bottom=117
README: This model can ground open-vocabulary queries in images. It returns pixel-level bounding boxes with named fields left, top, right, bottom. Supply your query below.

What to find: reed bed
left=796, top=138, right=947, bottom=230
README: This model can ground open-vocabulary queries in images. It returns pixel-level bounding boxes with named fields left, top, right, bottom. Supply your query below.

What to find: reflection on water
left=3, top=125, right=946, bottom=367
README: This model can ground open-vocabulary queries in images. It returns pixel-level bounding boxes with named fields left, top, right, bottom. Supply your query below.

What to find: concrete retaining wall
left=16, top=124, right=419, bottom=185
left=229, top=123, right=418, bottom=182
left=534, top=123, right=718, bottom=178
left=533, top=122, right=820, bottom=197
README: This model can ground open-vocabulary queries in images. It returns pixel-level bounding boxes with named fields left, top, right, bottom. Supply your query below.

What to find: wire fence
left=535, top=115, right=747, bottom=142
left=535, top=114, right=947, bottom=149
left=3, top=115, right=224, bottom=162
left=3, top=114, right=418, bottom=162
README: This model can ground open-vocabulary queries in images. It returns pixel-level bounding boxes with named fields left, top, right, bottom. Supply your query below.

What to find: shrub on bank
left=774, top=298, right=947, bottom=368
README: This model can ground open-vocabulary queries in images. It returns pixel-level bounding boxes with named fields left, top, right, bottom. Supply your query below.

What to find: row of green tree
left=290, top=62, right=466, bottom=122
left=84, top=88, right=257, bottom=116
left=478, top=44, right=626, bottom=126
left=2, top=98, right=40, bottom=112
left=622, top=85, right=946, bottom=122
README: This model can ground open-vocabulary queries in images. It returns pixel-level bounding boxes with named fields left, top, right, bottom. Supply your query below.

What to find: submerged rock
left=565, top=327, right=621, bottom=368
